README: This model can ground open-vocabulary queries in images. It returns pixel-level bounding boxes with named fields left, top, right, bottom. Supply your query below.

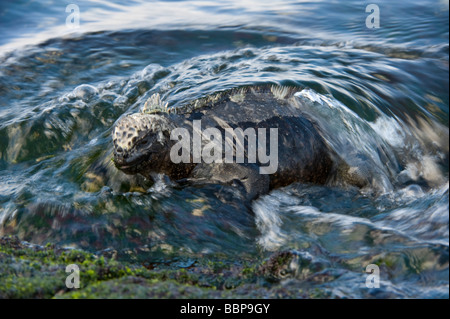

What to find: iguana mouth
left=113, top=153, right=151, bottom=175
left=114, top=153, right=141, bottom=172
left=113, top=139, right=152, bottom=173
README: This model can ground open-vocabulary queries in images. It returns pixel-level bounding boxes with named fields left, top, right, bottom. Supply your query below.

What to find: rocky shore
left=0, top=236, right=329, bottom=299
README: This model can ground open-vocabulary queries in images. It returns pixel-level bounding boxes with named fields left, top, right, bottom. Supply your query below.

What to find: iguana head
left=112, top=94, right=175, bottom=175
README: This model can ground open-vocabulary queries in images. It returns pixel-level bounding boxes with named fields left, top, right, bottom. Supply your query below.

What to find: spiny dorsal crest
left=141, top=93, right=177, bottom=114
left=270, top=85, right=293, bottom=100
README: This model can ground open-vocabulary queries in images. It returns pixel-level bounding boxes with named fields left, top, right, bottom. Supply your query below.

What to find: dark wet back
left=181, top=86, right=334, bottom=187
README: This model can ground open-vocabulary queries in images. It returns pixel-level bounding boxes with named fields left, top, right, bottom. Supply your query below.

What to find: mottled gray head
left=112, top=113, right=174, bottom=175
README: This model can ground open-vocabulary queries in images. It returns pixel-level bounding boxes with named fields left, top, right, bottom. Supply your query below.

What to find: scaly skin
left=112, top=85, right=335, bottom=199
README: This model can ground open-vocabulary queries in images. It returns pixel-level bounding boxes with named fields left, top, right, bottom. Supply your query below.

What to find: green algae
left=0, top=236, right=328, bottom=299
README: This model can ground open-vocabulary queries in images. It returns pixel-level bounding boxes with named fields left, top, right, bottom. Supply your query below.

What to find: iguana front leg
left=189, top=163, right=270, bottom=200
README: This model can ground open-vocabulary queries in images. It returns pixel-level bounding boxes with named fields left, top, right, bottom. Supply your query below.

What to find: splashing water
left=0, top=0, right=448, bottom=298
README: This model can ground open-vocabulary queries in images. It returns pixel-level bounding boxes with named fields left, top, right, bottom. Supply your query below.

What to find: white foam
left=295, top=88, right=396, bottom=193
left=368, top=114, right=406, bottom=148
left=296, top=87, right=449, bottom=191
left=252, top=194, right=288, bottom=251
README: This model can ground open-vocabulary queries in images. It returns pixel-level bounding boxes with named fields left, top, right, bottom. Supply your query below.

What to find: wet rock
left=0, top=236, right=334, bottom=299
left=260, top=250, right=331, bottom=281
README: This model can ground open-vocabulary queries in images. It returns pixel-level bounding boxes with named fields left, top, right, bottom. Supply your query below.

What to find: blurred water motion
left=0, top=0, right=448, bottom=298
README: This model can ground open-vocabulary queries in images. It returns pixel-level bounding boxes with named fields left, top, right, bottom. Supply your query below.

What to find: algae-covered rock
left=0, top=236, right=329, bottom=299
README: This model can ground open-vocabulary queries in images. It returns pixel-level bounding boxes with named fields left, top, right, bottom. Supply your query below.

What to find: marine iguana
left=112, top=85, right=350, bottom=199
